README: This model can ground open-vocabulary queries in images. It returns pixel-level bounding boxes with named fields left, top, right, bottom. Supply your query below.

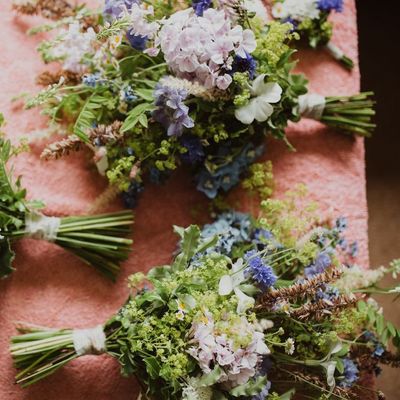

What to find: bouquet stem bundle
left=299, top=92, right=376, bottom=137
left=4, top=211, right=134, bottom=279
left=0, top=136, right=133, bottom=280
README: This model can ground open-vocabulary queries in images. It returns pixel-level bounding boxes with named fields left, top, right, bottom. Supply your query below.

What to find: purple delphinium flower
left=82, top=73, right=104, bottom=88
left=362, top=331, right=385, bottom=358
left=153, top=85, right=194, bottom=137
left=339, top=358, right=359, bottom=388
left=126, top=32, right=148, bottom=51
left=318, top=0, right=343, bottom=12
left=252, top=381, right=272, bottom=400
left=180, top=136, right=205, bottom=164
left=121, top=181, right=144, bottom=208
left=103, top=0, right=139, bottom=19
left=245, top=250, right=277, bottom=290
left=304, top=251, right=331, bottom=278
left=192, top=0, right=212, bottom=16
left=231, top=52, right=257, bottom=80
left=335, top=216, right=348, bottom=232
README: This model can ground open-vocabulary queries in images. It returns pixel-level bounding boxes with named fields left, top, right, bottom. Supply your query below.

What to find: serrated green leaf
left=279, top=389, right=296, bottom=400
left=0, top=238, right=16, bottom=279
left=172, top=225, right=201, bottom=271
left=230, top=376, right=268, bottom=397
left=195, top=234, right=218, bottom=255
left=196, top=366, right=223, bottom=387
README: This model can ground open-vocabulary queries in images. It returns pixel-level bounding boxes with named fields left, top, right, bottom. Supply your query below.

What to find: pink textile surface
left=0, top=1, right=369, bottom=399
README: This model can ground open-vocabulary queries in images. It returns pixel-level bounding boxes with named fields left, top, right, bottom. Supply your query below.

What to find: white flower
left=219, top=259, right=255, bottom=313
left=285, top=338, right=295, bottom=355
left=126, top=3, right=159, bottom=39
left=235, top=74, right=282, bottom=124
left=51, top=22, right=96, bottom=73
left=335, top=265, right=387, bottom=292
left=272, top=0, right=320, bottom=21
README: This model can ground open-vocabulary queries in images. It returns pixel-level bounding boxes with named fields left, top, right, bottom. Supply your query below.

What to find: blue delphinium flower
left=103, top=0, right=139, bottom=19
left=318, top=0, right=343, bottom=12
left=252, top=381, right=272, bottom=400
left=121, top=181, right=144, bottom=208
left=231, top=52, right=257, bottom=80
left=339, top=358, right=359, bottom=388
left=153, top=85, right=194, bottom=137
left=304, top=251, right=331, bottom=278
left=82, top=73, right=104, bottom=88
left=192, top=0, right=212, bottom=16
left=245, top=250, right=277, bottom=290
left=316, top=285, right=340, bottom=301
left=335, top=216, right=348, bottom=232
left=126, top=32, right=148, bottom=51
left=349, top=241, right=358, bottom=257
left=180, top=136, right=205, bottom=164
left=196, top=143, right=264, bottom=198
left=201, top=211, right=252, bottom=255
left=120, top=86, right=137, bottom=103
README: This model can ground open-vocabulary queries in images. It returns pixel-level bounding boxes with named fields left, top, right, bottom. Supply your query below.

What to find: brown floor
left=367, top=177, right=400, bottom=398
left=358, top=0, right=400, bottom=397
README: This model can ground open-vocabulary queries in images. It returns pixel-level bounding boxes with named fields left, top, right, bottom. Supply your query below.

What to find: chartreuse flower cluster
left=10, top=191, right=400, bottom=400
left=14, top=0, right=375, bottom=207
left=0, top=115, right=133, bottom=280
left=271, top=0, right=354, bottom=69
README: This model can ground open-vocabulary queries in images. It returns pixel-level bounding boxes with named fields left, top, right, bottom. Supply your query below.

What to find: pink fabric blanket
left=0, top=1, right=368, bottom=398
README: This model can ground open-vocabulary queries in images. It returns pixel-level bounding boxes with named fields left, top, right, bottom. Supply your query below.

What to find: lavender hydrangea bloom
left=103, top=0, right=139, bottom=19
left=245, top=250, right=277, bottom=290
left=153, top=85, right=194, bottom=137
left=318, top=0, right=343, bottom=12
left=304, top=251, right=331, bottom=278
left=339, top=358, right=359, bottom=388
left=192, top=0, right=212, bottom=16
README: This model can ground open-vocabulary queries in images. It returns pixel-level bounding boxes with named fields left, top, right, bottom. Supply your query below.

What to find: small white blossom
left=285, top=338, right=295, bottom=355
left=235, top=74, right=282, bottom=124
left=272, top=0, right=320, bottom=21
left=335, top=265, right=387, bottom=292
left=50, top=22, right=96, bottom=73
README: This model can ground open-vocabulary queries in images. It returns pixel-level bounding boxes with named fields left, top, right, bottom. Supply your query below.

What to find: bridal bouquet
left=0, top=117, right=133, bottom=280
left=13, top=0, right=375, bottom=205
left=11, top=191, right=400, bottom=399
left=271, top=0, right=354, bottom=69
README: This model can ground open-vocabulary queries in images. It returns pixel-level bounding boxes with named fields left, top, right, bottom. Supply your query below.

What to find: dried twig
left=87, top=121, right=124, bottom=145
left=86, top=185, right=122, bottom=214
left=290, top=294, right=358, bottom=321
left=41, top=135, right=82, bottom=160
left=257, top=267, right=343, bottom=308
left=36, top=70, right=83, bottom=86
left=13, top=0, right=75, bottom=20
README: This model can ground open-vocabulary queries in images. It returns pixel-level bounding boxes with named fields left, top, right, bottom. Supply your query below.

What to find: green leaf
left=357, top=300, right=367, bottom=313
left=195, top=234, right=218, bottom=254
left=73, top=93, right=108, bottom=142
left=143, top=357, right=161, bottom=380
left=230, top=376, right=268, bottom=397
left=196, top=366, right=223, bottom=387
left=279, top=389, right=296, bottom=400
left=387, top=322, right=397, bottom=338
left=147, top=265, right=171, bottom=280
left=172, top=225, right=201, bottom=271
left=0, top=112, right=4, bottom=127
left=135, top=88, right=155, bottom=101
left=0, top=238, right=15, bottom=279
left=121, top=103, right=154, bottom=132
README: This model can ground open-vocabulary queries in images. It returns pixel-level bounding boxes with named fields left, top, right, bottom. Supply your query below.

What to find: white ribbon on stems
left=24, top=212, right=61, bottom=242
left=72, top=325, right=106, bottom=356
left=298, top=93, right=326, bottom=120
